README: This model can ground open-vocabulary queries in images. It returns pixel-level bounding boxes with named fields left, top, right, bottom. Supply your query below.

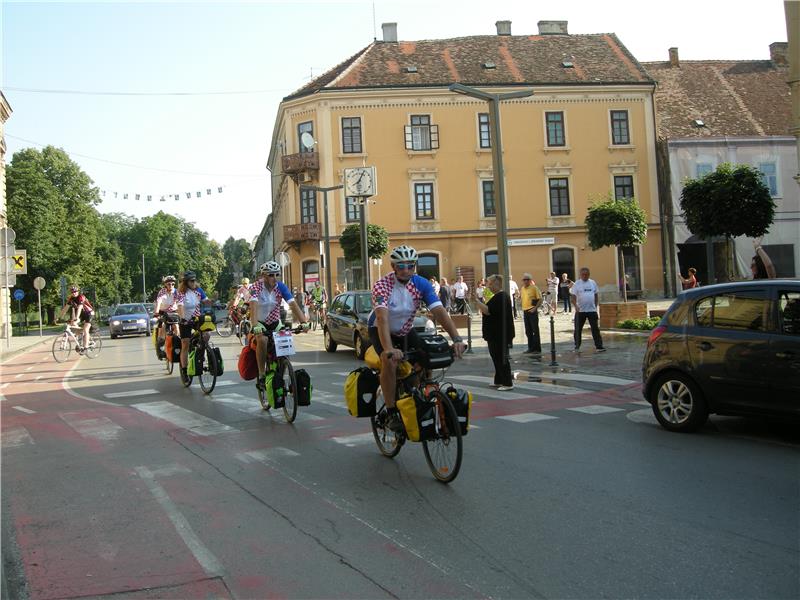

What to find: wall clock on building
left=344, top=167, right=376, bottom=197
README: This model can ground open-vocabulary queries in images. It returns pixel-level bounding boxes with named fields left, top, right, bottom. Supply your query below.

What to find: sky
left=1, top=0, right=791, bottom=246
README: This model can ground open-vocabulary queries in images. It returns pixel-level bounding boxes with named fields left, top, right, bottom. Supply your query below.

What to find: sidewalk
left=0, top=332, right=53, bottom=363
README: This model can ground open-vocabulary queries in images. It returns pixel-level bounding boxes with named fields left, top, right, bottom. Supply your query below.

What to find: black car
left=642, top=280, right=800, bottom=432
left=323, top=290, right=437, bottom=359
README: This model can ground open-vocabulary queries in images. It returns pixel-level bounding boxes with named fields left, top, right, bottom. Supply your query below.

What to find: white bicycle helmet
left=162, top=275, right=176, bottom=283
left=389, top=245, right=418, bottom=264
left=260, top=261, right=281, bottom=274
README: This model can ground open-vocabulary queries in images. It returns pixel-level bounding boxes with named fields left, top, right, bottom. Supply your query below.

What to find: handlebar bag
left=418, top=334, right=454, bottom=369
left=295, top=368, right=312, bottom=406
left=344, top=367, right=378, bottom=417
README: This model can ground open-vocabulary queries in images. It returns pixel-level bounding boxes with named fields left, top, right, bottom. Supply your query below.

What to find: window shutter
left=430, top=124, right=439, bottom=149
left=404, top=125, right=413, bottom=150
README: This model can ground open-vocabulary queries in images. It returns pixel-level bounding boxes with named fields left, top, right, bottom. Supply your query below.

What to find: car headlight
left=137, top=318, right=146, bottom=324
left=111, top=320, right=121, bottom=326
left=424, top=319, right=436, bottom=334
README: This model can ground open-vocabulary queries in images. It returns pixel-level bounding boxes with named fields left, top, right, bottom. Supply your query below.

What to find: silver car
left=109, top=303, right=152, bottom=339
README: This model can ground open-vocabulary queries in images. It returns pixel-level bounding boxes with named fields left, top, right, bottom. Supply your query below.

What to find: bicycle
left=308, top=301, right=325, bottom=331
left=370, top=345, right=464, bottom=483
left=538, top=292, right=557, bottom=316
left=217, top=305, right=246, bottom=339
left=180, top=315, right=220, bottom=394
left=52, top=322, right=102, bottom=362
left=254, top=323, right=309, bottom=423
left=153, top=312, right=180, bottom=374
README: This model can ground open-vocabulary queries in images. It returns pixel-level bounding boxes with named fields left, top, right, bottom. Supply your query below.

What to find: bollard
left=549, top=314, right=558, bottom=366
left=465, top=312, right=473, bottom=353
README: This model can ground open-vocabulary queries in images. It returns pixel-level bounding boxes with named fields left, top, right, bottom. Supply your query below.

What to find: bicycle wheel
left=239, top=320, right=251, bottom=346
left=217, top=317, right=234, bottom=338
left=371, top=390, right=404, bottom=458
left=84, top=334, right=102, bottom=359
left=52, top=334, right=74, bottom=363
left=280, top=358, right=298, bottom=423
left=422, top=391, right=463, bottom=483
left=198, top=343, right=217, bottom=394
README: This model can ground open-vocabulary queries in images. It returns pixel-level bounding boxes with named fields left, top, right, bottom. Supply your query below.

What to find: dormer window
left=403, top=66, right=418, bottom=73
left=482, top=61, right=496, bottom=69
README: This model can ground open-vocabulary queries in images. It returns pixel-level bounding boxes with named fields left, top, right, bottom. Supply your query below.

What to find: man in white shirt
left=452, top=275, right=469, bottom=314
left=509, top=278, right=520, bottom=319
left=569, top=267, right=605, bottom=352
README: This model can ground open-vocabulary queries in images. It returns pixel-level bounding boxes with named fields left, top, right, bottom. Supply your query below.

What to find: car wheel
left=354, top=333, right=367, bottom=360
left=110, top=333, right=117, bottom=339
left=650, top=371, right=708, bottom=433
left=323, top=328, right=337, bottom=352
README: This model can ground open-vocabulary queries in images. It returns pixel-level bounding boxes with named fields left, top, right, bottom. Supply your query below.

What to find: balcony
left=284, top=222, right=322, bottom=243
left=281, top=151, right=319, bottom=175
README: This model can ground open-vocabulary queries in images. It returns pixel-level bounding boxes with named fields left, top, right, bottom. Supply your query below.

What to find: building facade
left=267, top=21, right=664, bottom=299
left=1, top=91, right=13, bottom=341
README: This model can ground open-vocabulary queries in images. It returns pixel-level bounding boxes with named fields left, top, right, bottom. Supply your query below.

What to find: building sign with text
left=508, top=237, right=555, bottom=246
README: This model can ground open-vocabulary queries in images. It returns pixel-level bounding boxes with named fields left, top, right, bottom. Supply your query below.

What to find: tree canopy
left=585, top=194, right=648, bottom=251
left=339, top=224, right=390, bottom=263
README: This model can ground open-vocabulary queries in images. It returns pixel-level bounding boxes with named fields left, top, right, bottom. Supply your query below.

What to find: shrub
left=617, top=317, right=661, bottom=330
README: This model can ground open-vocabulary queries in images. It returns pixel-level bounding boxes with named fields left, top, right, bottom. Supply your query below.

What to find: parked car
left=323, top=290, right=437, bottom=359
left=642, top=280, right=800, bottom=432
left=109, top=303, right=152, bottom=338
left=145, top=304, right=158, bottom=328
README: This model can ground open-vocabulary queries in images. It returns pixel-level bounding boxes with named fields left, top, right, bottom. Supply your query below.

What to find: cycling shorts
left=78, top=310, right=93, bottom=324
left=368, top=326, right=421, bottom=357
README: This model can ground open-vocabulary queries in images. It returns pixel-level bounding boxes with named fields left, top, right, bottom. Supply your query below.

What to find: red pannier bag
left=238, top=340, right=259, bottom=381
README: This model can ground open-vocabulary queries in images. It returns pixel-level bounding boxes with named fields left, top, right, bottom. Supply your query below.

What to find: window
left=610, top=110, right=630, bottom=145
left=614, top=175, right=634, bottom=200
left=342, top=117, right=362, bottom=154
left=342, top=294, right=355, bottom=313
left=484, top=251, right=499, bottom=278
left=696, top=163, right=714, bottom=177
left=778, top=291, right=800, bottom=335
left=758, top=162, right=778, bottom=196
left=478, top=113, right=491, bottom=148
left=345, top=196, right=361, bottom=223
left=297, top=121, right=314, bottom=153
left=549, top=178, right=570, bottom=216
left=482, top=180, right=495, bottom=217
left=300, top=188, right=317, bottom=223
left=417, top=253, right=440, bottom=280
left=405, top=115, right=439, bottom=150
left=695, top=292, right=770, bottom=331
left=414, top=183, right=434, bottom=220
left=545, top=111, right=565, bottom=147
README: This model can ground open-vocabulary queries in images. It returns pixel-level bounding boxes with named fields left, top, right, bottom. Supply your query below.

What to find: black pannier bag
left=294, top=368, right=312, bottom=406
left=417, top=334, right=454, bottom=369
left=212, top=347, right=224, bottom=375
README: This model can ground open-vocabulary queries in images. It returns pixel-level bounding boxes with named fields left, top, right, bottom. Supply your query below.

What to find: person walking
left=679, top=267, right=698, bottom=290
left=438, top=277, right=451, bottom=312
left=558, top=273, right=573, bottom=312
left=452, top=275, right=469, bottom=314
left=545, top=271, right=559, bottom=315
left=570, top=267, right=605, bottom=352
left=475, top=274, right=515, bottom=390
left=519, top=273, right=542, bottom=354
left=509, top=277, right=520, bottom=319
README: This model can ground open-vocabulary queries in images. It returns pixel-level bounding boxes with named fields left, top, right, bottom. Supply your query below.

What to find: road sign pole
left=38, top=288, right=42, bottom=337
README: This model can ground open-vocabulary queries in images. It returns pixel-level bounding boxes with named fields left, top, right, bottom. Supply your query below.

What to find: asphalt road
left=2, top=329, right=798, bottom=599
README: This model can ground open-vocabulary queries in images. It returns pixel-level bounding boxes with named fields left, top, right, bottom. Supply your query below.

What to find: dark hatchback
left=642, top=280, right=800, bottom=432
left=324, top=290, right=437, bottom=359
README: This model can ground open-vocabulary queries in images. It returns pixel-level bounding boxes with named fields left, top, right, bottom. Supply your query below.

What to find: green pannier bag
left=344, top=367, right=379, bottom=417
left=187, top=349, right=197, bottom=377
left=264, top=368, right=285, bottom=409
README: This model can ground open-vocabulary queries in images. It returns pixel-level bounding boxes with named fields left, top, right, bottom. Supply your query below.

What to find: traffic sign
left=33, top=277, right=46, bottom=290
left=0, top=227, right=16, bottom=246
left=13, top=289, right=24, bottom=301
left=1, top=274, right=16, bottom=288
left=8, top=250, right=27, bottom=274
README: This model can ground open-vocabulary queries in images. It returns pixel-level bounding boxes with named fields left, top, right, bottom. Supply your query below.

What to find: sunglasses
left=522, top=278, right=531, bottom=281
left=395, top=262, right=416, bottom=270
left=188, top=279, right=196, bottom=283
left=266, top=273, right=279, bottom=278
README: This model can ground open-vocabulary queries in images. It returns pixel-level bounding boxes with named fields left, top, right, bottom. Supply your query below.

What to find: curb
left=0, top=337, right=51, bottom=364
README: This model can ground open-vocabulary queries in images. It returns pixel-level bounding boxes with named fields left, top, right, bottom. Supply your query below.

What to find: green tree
left=585, top=194, right=648, bottom=302
left=680, top=163, right=775, bottom=281
left=218, top=237, right=253, bottom=298
left=339, top=224, right=390, bottom=288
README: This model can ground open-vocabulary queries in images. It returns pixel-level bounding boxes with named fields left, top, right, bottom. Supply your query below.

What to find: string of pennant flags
left=99, top=185, right=227, bottom=201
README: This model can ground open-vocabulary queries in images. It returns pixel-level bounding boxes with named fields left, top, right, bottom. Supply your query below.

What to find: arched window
left=417, top=253, right=440, bottom=281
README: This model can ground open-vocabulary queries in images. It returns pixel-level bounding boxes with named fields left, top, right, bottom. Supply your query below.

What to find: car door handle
left=775, top=351, right=795, bottom=359
left=696, top=341, right=714, bottom=351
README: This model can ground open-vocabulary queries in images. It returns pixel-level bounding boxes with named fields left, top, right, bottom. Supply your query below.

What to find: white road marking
left=333, top=371, right=353, bottom=377
left=148, top=463, right=193, bottom=478
left=631, top=400, right=650, bottom=406
left=466, top=387, right=532, bottom=400
left=305, top=389, right=348, bottom=411
left=60, top=413, right=124, bottom=441
left=25, top=366, right=34, bottom=371
left=292, top=361, right=337, bottom=366
left=104, top=389, right=160, bottom=399
left=236, top=447, right=300, bottom=463
left=627, top=408, right=658, bottom=425
left=567, top=405, right=624, bottom=415
left=12, top=406, right=36, bottom=414
left=135, top=466, right=224, bottom=577
left=14, top=374, right=23, bottom=379
left=35, top=376, right=43, bottom=381
left=0, top=383, right=8, bottom=389
left=497, top=413, right=559, bottom=423
left=536, top=372, right=637, bottom=386
left=332, top=432, right=376, bottom=447
left=2, top=426, right=35, bottom=448
left=213, top=380, right=237, bottom=387
left=454, top=374, right=586, bottom=395
left=131, top=401, right=234, bottom=436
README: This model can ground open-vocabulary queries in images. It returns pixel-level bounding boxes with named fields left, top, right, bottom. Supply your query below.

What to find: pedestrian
left=559, top=273, right=573, bottom=312
left=679, top=267, right=698, bottom=290
left=452, top=275, right=468, bottom=314
left=476, top=278, right=486, bottom=302
left=438, top=276, right=451, bottom=312
left=570, top=267, right=605, bottom=352
left=545, top=271, right=559, bottom=313
left=751, top=239, right=776, bottom=280
left=475, top=274, right=515, bottom=390
left=519, top=273, right=542, bottom=354
left=429, top=276, right=441, bottom=296
left=509, top=277, right=520, bottom=319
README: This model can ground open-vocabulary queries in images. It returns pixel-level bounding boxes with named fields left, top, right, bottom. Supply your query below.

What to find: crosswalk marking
left=332, top=432, right=375, bottom=447
left=213, top=380, right=237, bottom=387
left=12, top=406, right=36, bottom=414
left=132, top=401, right=234, bottom=436
left=497, top=413, right=559, bottom=423
left=454, top=374, right=585, bottom=396
left=537, top=372, right=637, bottom=386
left=60, top=413, right=124, bottom=441
left=236, top=447, right=300, bottom=463
left=567, top=405, right=624, bottom=415
left=104, top=389, right=160, bottom=399
left=2, top=426, right=35, bottom=448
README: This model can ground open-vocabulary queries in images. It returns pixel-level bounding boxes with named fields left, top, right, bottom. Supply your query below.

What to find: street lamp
left=448, top=83, right=533, bottom=296
left=299, top=183, right=343, bottom=299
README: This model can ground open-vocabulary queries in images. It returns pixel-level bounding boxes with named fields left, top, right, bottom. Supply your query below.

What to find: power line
left=4, top=86, right=289, bottom=97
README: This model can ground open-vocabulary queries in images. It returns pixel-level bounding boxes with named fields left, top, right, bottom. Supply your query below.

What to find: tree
left=339, top=224, right=390, bottom=262
left=218, top=237, right=253, bottom=298
left=680, top=163, right=775, bottom=281
left=585, top=194, right=648, bottom=302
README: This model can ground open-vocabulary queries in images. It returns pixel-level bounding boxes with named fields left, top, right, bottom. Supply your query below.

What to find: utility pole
left=141, top=254, right=146, bottom=303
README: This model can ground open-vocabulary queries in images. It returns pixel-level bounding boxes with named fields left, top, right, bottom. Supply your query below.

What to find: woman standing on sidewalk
left=558, top=273, right=573, bottom=313
left=475, top=274, right=515, bottom=391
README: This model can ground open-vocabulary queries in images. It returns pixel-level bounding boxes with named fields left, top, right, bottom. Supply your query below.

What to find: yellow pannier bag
left=396, top=392, right=420, bottom=442
left=344, top=367, right=379, bottom=417
left=363, top=345, right=413, bottom=378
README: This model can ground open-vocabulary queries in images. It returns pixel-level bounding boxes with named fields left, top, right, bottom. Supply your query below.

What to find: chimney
left=537, top=20, right=568, bottom=35
left=382, top=22, right=397, bottom=43
left=770, top=42, right=788, bottom=66
left=495, top=20, right=511, bottom=36
left=669, top=47, right=679, bottom=67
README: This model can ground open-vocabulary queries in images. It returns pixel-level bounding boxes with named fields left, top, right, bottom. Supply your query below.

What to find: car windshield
left=114, top=304, right=146, bottom=316
left=355, top=294, right=373, bottom=313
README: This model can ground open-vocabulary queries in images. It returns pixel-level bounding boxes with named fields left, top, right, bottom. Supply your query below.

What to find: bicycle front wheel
left=84, top=335, right=102, bottom=358
left=198, top=343, right=217, bottom=394
left=371, top=390, right=404, bottom=458
left=217, top=317, right=234, bottom=338
left=280, top=358, right=297, bottom=423
left=422, top=392, right=463, bottom=483
left=52, top=334, right=74, bottom=363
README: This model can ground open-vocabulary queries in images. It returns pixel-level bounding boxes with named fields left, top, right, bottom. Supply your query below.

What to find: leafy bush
left=617, top=317, right=661, bottom=330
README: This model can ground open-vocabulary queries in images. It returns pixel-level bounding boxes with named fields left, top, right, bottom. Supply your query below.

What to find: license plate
left=123, top=325, right=138, bottom=330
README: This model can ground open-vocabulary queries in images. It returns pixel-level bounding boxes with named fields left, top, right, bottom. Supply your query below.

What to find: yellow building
left=266, top=21, right=664, bottom=299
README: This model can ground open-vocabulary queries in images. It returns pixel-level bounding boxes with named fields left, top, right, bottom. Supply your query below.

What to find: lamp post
left=358, top=198, right=370, bottom=289
left=299, top=184, right=343, bottom=299
left=449, top=83, right=533, bottom=296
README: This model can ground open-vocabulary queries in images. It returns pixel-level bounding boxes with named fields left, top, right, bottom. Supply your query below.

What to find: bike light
left=424, top=319, right=436, bottom=334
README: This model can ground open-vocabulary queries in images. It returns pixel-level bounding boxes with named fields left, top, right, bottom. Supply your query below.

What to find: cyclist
left=369, top=245, right=467, bottom=432
left=229, top=277, right=251, bottom=326
left=58, top=284, right=95, bottom=353
left=176, top=271, right=212, bottom=382
left=154, top=275, right=179, bottom=357
left=310, top=280, right=327, bottom=321
left=249, top=261, right=308, bottom=393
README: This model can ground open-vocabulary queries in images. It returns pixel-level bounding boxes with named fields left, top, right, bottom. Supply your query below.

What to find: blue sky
left=2, top=0, right=790, bottom=244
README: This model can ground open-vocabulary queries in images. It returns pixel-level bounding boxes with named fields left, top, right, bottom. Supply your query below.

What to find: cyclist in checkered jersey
left=369, top=245, right=467, bottom=433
